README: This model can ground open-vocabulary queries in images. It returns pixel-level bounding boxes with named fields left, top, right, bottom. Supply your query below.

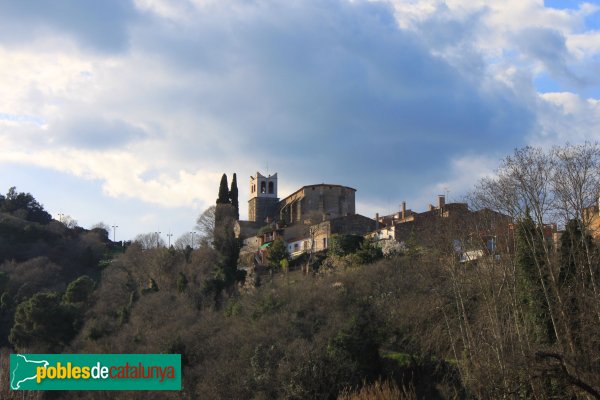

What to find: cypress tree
left=213, top=173, right=242, bottom=290
left=217, top=174, right=230, bottom=205
left=515, top=208, right=554, bottom=344
left=230, top=173, right=239, bottom=220
left=559, top=219, right=595, bottom=287
left=558, top=218, right=593, bottom=348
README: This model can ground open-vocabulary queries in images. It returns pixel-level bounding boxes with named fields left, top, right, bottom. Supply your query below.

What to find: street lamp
left=111, top=225, right=118, bottom=243
left=155, top=231, right=161, bottom=248
left=167, top=232, right=173, bottom=248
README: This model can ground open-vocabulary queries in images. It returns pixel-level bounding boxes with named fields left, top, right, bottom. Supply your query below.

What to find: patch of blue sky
left=544, top=1, right=600, bottom=30
left=578, top=84, right=600, bottom=99
left=533, top=70, right=600, bottom=99
left=534, top=73, right=565, bottom=93
left=583, top=7, right=600, bottom=30
left=0, top=113, right=46, bottom=126
left=544, top=0, right=585, bottom=11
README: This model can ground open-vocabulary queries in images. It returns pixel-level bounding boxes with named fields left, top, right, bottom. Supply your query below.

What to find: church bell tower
left=248, top=172, right=279, bottom=222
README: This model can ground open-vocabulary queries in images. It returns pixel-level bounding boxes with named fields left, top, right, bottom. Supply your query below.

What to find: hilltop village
left=3, top=144, right=600, bottom=398
left=234, top=171, right=518, bottom=269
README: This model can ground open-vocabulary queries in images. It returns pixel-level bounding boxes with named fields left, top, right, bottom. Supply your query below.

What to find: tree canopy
left=217, top=174, right=230, bottom=205
left=0, top=187, right=51, bottom=224
left=230, top=173, right=239, bottom=220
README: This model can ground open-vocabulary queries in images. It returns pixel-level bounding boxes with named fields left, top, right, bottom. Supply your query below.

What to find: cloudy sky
left=0, top=0, right=599, bottom=241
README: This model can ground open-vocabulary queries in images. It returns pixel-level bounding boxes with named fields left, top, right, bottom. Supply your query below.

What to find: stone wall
left=278, top=184, right=356, bottom=224
left=248, top=197, right=280, bottom=223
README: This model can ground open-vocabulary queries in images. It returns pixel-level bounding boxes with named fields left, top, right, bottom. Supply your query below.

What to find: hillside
left=3, top=141, right=600, bottom=400
left=0, top=189, right=112, bottom=353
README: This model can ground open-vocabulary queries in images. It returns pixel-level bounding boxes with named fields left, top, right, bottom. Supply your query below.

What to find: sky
left=0, top=0, right=600, bottom=242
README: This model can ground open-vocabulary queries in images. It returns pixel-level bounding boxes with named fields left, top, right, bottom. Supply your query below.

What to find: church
left=236, top=171, right=377, bottom=258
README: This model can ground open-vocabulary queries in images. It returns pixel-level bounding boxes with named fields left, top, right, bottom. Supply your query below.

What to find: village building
left=236, top=172, right=376, bottom=261
left=236, top=172, right=523, bottom=266
left=583, top=200, right=600, bottom=241
left=369, top=195, right=514, bottom=261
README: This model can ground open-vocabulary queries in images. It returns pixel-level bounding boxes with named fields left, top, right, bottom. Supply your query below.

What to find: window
left=322, top=237, right=327, bottom=249
left=260, top=181, right=266, bottom=194
left=294, top=243, right=299, bottom=250
left=268, top=181, right=274, bottom=194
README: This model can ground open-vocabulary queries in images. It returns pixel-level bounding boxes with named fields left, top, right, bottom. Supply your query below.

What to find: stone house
left=369, top=195, right=513, bottom=260
left=237, top=171, right=375, bottom=262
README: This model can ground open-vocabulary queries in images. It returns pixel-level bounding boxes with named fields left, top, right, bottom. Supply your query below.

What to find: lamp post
left=111, top=225, right=118, bottom=243
left=167, top=232, right=173, bottom=248
left=155, top=231, right=161, bottom=248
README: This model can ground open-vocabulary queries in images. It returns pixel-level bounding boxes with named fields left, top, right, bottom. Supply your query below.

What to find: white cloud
left=381, top=0, right=599, bottom=90
left=133, top=0, right=188, bottom=20
left=567, top=31, right=600, bottom=60
left=0, top=43, right=93, bottom=116
left=534, top=92, right=600, bottom=145
left=0, top=145, right=221, bottom=209
left=0, top=0, right=599, bottom=232
left=409, top=154, right=499, bottom=209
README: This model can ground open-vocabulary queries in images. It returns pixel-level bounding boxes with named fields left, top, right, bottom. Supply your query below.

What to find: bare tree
left=552, top=142, right=600, bottom=226
left=174, top=232, right=199, bottom=251
left=134, top=232, right=166, bottom=250
left=61, top=214, right=79, bottom=229
left=91, top=222, right=111, bottom=232
left=195, top=205, right=216, bottom=245
left=465, top=143, right=600, bottom=397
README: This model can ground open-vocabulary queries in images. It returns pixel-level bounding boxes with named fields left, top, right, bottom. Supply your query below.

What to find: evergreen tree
left=1, top=187, right=51, bottom=224
left=217, top=174, right=230, bottom=205
left=230, top=173, right=239, bottom=220
left=214, top=174, right=242, bottom=289
left=329, top=234, right=364, bottom=257
left=9, top=292, right=79, bottom=351
left=559, top=219, right=595, bottom=287
left=558, top=219, right=593, bottom=349
left=515, top=208, right=554, bottom=344
left=177, top=272, right=188, bottom=293
left=214, top=207, right=240, bottom=286
left=267, top=238, right=289, bottom=271
left=63, top=275, right=95, bottom=304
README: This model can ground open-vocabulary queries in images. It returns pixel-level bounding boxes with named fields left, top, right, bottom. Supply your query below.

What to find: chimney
left=401, top=201, right=406, bottom=221
left=375, top=213, right=379, bottom=230
left=438, top=195, right=445, bottom=209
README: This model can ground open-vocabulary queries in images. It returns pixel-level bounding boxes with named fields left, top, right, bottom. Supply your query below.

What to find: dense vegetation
left=2, top=143, right=600, bottom=399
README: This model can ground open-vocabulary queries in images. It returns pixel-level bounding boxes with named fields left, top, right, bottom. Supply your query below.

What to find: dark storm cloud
left=54, top=117, right=148, bottom=149
left=0, top=0, right=539, bottom=206
left=516, top=27, right=586, bottom=87
left=128, top=0, right=536, bottom=201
